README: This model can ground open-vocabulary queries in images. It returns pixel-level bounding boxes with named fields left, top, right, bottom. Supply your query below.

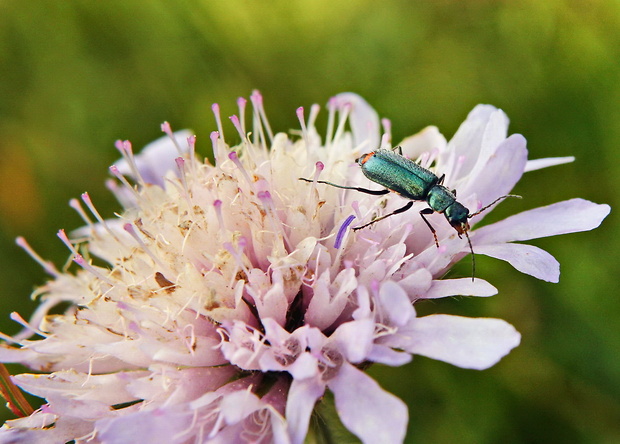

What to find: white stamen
left=211, top=104, right=225, bottom=141
left=81, top=192, right=121, bottom=242
left=114, top=140, right=145, bottom=186
left=161, top=121, right=185, bottom=157
left=15, top=237, right=59, bottom=277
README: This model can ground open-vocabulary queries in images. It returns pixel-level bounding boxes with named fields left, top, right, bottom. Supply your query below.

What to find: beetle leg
left=419, top=208, right=440, bottom=247
left=437, top=174, right=445, bottom=185
left=299, top=178, right=390, bottom=196
left=352, top=201, right=414, bottom=231
left=391, top=145, right=403, bottom=155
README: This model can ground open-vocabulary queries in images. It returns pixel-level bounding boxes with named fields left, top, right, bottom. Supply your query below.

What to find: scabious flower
left=0, top=91, right=610, bottom=443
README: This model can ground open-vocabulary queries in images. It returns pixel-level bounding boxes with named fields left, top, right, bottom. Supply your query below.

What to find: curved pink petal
left=474, top=199, right=611, bottom=244
left=286, top=378, right=325, bottom=444
left=97, top=408, right=191, bottom=444
left=400, top=315, right=520, bottom=370
left=525, top=156, right=574, bottom=172
left=448, top=105, right=504, bottom=159
left=398, top=126, right=447, bottom=159
left=329, top=363, right=407, bottom=444
left=378, top=281, right=416, bottom=326
left=424, top=278, right=497, bottom=299
left=333, top=319, right=375, bottom=363
left=475, top=243, right=560, bottom=282
left=465, top=134, right=527, bottom=216
left=368, top=344, right=413, bottom=366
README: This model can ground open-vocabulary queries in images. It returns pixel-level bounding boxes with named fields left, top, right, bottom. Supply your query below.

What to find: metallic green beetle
left=300, top=147, right=519, bottom=278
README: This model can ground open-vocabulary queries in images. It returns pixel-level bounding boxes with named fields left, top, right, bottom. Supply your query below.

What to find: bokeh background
left=0, top=1, right=618, bottom=442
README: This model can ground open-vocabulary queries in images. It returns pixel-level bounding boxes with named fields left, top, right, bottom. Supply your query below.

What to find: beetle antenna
left=464, top=229, right=475, bottom=282
left=468, top=194, right=521, bottom=218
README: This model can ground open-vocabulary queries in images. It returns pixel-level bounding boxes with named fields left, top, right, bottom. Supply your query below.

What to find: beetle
left=300, top=147, right=520, bottom=279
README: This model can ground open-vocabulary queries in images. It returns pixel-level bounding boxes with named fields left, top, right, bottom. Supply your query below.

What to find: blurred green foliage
left=0, top=0, right=618, bottom=442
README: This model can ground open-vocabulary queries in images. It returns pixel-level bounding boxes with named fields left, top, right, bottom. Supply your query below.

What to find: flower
left=0, top=91, right=610, bottom=443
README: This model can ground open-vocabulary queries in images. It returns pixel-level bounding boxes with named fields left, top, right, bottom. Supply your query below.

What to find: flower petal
left=368, top=344, right=412, bottom=366
left=377, top=281, right=415, bottom=326
left=525, top=156, right=574, bottom=172
left=399, top=314, right=521, bottom=370
left=329, top=362, right=407, bottom=444
left=464, top=134, right=527, bottom=214
left=475, top=243, right=560, bottom=282
left=286, top=378, right=325, bottom=444
left=97, top=408, right=190, bottom=444
left=474, top=199, right=611, bottom=243
left=424, top=278, right=498, bottom=299
left=398, top=126, right=447, bottom=159
left=445, top=105, right=508, bottom=174
left=333, top=319, right=375, bottom=363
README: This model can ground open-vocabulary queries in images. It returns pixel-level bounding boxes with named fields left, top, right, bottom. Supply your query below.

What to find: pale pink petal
left=255, top=281, right=289, bottom=327
left=220, top=390, right=263, bottom=423
left=286, top=378, right=325, bottom=444
left=329, top=363, right=407, bottom=444
left=377, top=281, right=416, bottom=326
left=12, top=371, right=141, bottom=406
left=463, top=108, right=511, bottom=182
left=525, top=156, right=574, bottom=172
left=399, top=315, right=520, bottom=370
left=333, top=319, right=375, bottom=363
left=2, top=415, right=93, bottom=444
left=474, top=199, right=611, bottom=243
left=305, top=268, right=357, bottom=330
left=398, top=126, right=447, bottom=159
left=424, top=278, right=497, bottom=299
left=448, top=105, right=500, bottom=158
left=97, top=408, right=190, bottom=444
left=464, top=134, right=527, bottom=214
left=475, top=243, right=560, bottom=282
left=446, top=105, right=507, bottom=174
left=368, top=344, right=412, bottom=366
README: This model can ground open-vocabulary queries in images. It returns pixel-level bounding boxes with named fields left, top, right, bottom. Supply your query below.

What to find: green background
left=0, top=1, right=618, bottom=442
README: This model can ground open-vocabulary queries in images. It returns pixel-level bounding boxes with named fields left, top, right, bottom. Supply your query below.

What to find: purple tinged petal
left=97, top=409, right=190, bottom=444
left=475, top=243, right=560, bottom=282
left=306, top=268, right=357, bottom=330
left=333, top=319, right=375, bottom=363
left=398, top=126, right=447, bottom=159
left=286, top=378, right=325, bottom=444
left=367, top=344, right=413, bottom=366
left=446, top=105, right=507, bottom=173
left=2, top=415, right=92, bottom=444
left=448, top=105, right=500, bottom=157
left=464, top=134, right=527, bottom=214
left=480, top=108, right=510, bottom=154
left=474, top=199, right=611, bottom=244
left=331, top=93, right=380, bottom=150
left=401, top=315, right=520, bottom=370
left=378, top=281, right=415, bottom=326
left=329, top=362, right=407, bottom=444
left=424, top=278, right=498, bottom=299
left=525, top=156, right=574, bottom=172
left=219, top=390, right=263, bottom=423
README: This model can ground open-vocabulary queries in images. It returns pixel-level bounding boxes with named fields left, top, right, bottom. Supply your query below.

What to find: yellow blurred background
left=0, top=1, right=618, bottom=442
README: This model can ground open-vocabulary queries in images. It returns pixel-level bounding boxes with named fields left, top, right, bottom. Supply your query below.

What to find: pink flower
left=0, top=92, right=610, bottom=443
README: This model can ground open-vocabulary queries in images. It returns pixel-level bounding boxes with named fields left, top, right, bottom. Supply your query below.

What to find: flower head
left=0, top=92, right=610, bottom=443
